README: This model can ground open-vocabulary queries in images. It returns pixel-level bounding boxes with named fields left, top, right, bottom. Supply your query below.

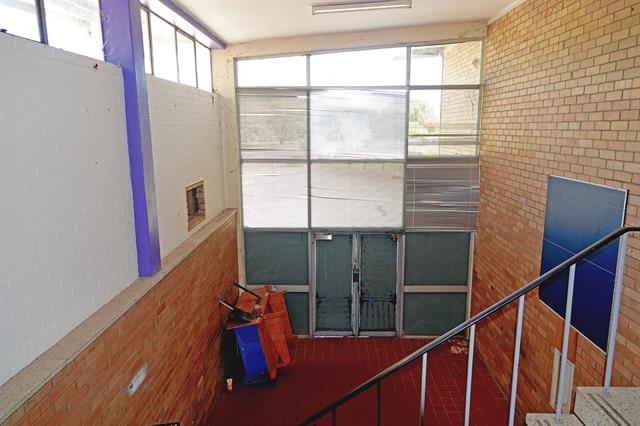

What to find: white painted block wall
left=147, top=76, right=225, bottom=258
left=0, top=33, right=138, bottom=385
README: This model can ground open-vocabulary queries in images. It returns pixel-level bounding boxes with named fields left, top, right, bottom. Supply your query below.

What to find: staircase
left=299, top=226, right=640, bottom=426
left=527, top=387, right=639, bottom=426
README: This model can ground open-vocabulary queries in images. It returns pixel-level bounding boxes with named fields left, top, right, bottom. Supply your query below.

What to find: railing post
left=508, top=295, right=525, bottom=426
left=419, top=353, right=427, bottom=426
left=604, top=233, right=628, bottom=391
left=464, top=324, right=476, bottom=426
left=376, top=381, right=381, bottom=426
left=332, top=408, right=337, bottom=426
left=555, top=264, right=576, bottom=420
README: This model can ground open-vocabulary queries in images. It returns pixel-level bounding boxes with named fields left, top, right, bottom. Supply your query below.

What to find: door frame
left=310, top=231, right=356, bottom=337
left=310, top=231, right=402, bottom=337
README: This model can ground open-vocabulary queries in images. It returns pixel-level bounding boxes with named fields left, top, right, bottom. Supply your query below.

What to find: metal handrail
left=301, top=225, right=640, bottom=425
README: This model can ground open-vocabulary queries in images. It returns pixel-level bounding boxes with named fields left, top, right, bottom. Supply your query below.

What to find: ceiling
left=176, top=0, right=517, bottom=45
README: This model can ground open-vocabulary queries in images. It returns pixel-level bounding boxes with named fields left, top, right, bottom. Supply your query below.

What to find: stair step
left=525, top=413, right=583, bottom=426
left=574, top=387, right=639, bottom=426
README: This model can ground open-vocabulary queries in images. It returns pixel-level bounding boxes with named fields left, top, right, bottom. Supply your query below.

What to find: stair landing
left=527, top=386, right=639, bottom=426
left=574, top=387, right=639, bottom=426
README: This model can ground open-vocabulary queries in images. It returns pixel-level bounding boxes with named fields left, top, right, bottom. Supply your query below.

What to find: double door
left=313, top=233, right=398, bottom=335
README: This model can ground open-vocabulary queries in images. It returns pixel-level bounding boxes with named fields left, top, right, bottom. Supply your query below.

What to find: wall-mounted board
left=539, top=176, right=627, bottom=351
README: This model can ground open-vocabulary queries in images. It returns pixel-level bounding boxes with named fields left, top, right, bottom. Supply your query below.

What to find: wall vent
left=186, top=180, right=205, bottom=231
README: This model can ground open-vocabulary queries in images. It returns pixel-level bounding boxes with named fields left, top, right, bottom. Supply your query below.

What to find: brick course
left=475, top=0, right=640, bottom=420
left=2, top=215, right=238, bottom=426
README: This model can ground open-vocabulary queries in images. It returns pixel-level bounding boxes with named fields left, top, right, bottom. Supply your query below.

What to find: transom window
left=0, top=0, right=103, bottom=60
left=0, top=1, right=214, bottom=92
left=141, top=6, right=213, bottom=92
left=237, top=41, right=482, bottom=230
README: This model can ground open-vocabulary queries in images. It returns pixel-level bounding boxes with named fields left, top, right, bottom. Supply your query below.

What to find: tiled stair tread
left=526, top=413, right=583, bottom=425
left=574, top=387, right=640, bottom=426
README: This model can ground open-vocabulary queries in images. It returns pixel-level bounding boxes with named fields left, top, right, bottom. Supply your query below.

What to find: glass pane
left=196, top=42, right=212, bottom=92
left=405, top=159, right=478, bottom=229
left=404, top=232, right=470, bottom=285
left=244, top=231, right=308, bottom=285
left=409, top=45, right=442, bottom=86
left=409, top=135, right=478, bottom=157
left=44, top=0, right=103, bottom=59
left=177, top=32, right=196, bottom=86
left=140, top=11, right=152, bottom=74
left=409, top=89, right=479, bottom=157
left=310, top=89, right=406, bottom=160
left=285, top=293, right=309, bottom=335
left=311, top=162, right=403, bottom=228
left=242, top=162, right=308, bottom=228
left=237, top=56, right=306, bottom=87
left=411, top=41, right=482, bottom=85
left=310, top=47, right=406, bottom=86
left=403, top=293, right=467, bottom=335
left=238, top=89, right=307, bottom=160
left=150, top=14, right=177, bottom=82
left=0, top=0, right=40, bottom=41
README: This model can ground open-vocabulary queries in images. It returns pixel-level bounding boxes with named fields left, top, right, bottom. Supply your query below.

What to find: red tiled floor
left=205, top=338, right=508, bottom=426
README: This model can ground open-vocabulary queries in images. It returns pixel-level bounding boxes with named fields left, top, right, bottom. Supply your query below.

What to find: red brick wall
left=475, top=0, right=640, bottom=419
left=3, top=215, right=238, bottom=426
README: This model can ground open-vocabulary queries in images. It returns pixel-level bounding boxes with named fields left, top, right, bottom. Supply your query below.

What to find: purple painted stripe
left=151, top=0, right=225, bottom=49
left=100, top=0, right=161, bottom=277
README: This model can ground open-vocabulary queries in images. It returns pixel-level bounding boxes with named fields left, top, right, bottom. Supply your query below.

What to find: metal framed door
left=359, top=234, right=398, bottom=335
left=314, top=233, right=356, bottom=335
left=312, top=232, right=398, bottom=336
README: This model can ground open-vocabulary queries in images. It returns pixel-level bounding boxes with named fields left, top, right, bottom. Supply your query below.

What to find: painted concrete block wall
left=2, top=212, right=238, bottom=426
left=0, top=34, right=138, bottom=386
left=475, top=0, right=640, bottom=420
left=147, top=76, right=225, bottom=258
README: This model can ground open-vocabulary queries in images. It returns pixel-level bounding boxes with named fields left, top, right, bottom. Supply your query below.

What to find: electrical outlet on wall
left=127, top=363, right=148, bottom=396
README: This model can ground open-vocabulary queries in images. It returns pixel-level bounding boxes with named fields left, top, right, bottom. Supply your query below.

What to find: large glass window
left=241, top=162, right=308, bottom=228
left=177, top=31, right=197, bottom=87
left=142, top=7, right=214, bottom=92
left=44, top=0, right=103, bottom=59
left=0, top=0, right=40, bottom=41
left=237, top=40, right=482, bottom=231
left=196, top=42, right=212, bottom=92
left=409, top=89, right=479, bottom=157
left=0, top=0, right=214, bottom=91
left=310, top=89, right=405, bottom=160
left=310, top=47, right=406, bottom=86
left=411, top=42, right=482, bottom=85
left=238, top=89, right=308, bottom=160
left=236, top=56, right=307, bottom=87
left=150, top=14, right=178, bottom=82
left=311, top=163, right=404, bottom=228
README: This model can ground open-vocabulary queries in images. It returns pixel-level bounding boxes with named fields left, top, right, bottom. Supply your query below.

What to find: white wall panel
left=147, top=76, right=226, bottom=257
left=0, top=33, right=137, bottom=385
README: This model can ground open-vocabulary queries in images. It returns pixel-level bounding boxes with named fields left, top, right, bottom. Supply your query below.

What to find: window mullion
left=174, top=27, right=180, bottom=83
left=36, top=0, right=48, bottom=44
left=146, top=9, right=154, bottom=76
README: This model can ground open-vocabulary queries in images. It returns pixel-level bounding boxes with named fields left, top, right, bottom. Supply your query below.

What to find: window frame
left=0, top=2, right=213, bottom=92
left=235, top=39, right=484, bottom=232
left=141, top=5, right=213, bottom=92
left=0, top=0, right=103, bottom=59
